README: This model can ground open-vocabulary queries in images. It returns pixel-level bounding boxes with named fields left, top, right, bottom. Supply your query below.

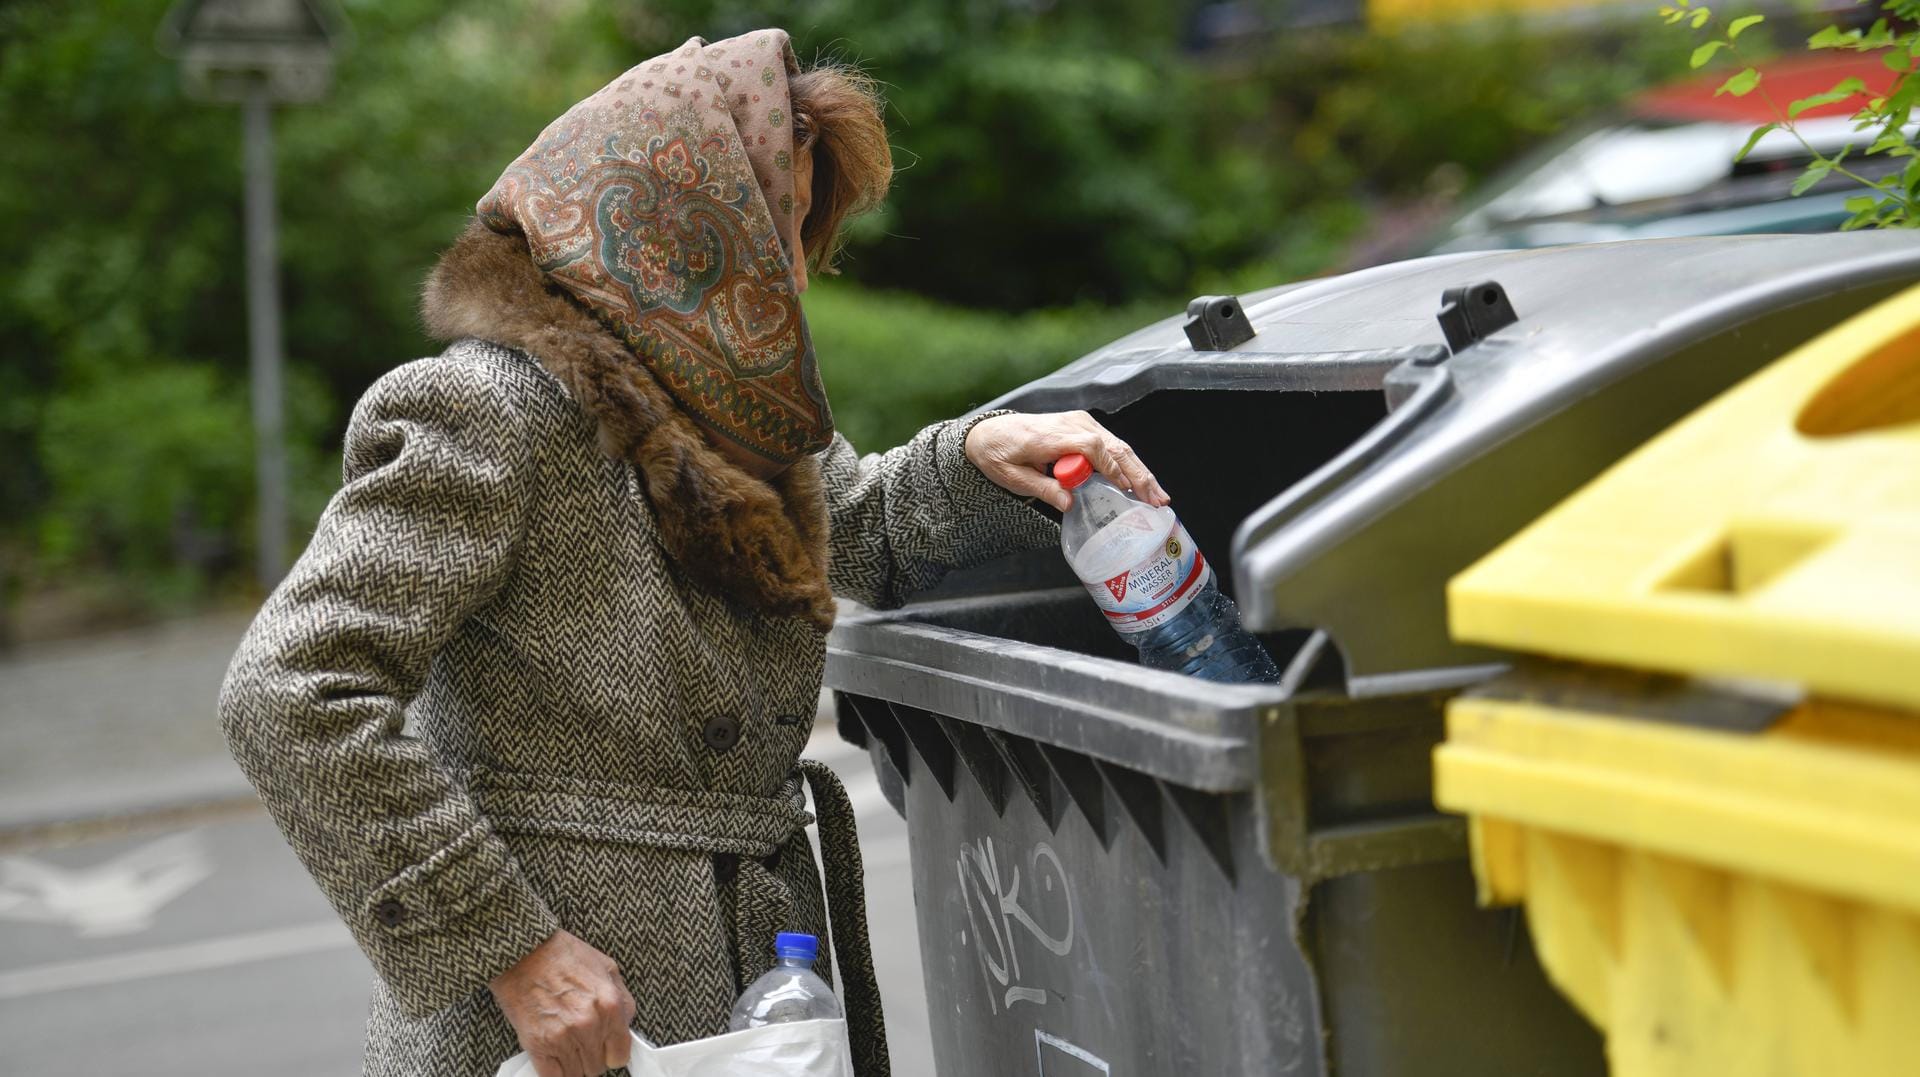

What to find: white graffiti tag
left=956, top=837, right=1076, bottom=1014
left=1035, top=1029, right=1111, bottom=1075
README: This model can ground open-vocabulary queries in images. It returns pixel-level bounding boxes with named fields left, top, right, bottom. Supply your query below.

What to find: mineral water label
left=1083, top=522, right=1211, bottom=634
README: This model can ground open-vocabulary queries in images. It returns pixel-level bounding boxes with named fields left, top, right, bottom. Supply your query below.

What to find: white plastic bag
left=494, top=1021, right=854, bottom=1077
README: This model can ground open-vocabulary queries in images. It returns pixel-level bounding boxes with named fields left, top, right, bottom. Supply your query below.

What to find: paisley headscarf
left=477, top=30, right=832, bottom=465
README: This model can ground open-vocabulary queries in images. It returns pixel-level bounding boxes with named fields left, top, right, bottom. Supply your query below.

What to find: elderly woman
left=220, top=28, right=1166, bottom=1077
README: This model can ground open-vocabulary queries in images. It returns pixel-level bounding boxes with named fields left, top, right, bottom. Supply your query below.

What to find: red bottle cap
left=1054, top=454, right=1093, bottom=490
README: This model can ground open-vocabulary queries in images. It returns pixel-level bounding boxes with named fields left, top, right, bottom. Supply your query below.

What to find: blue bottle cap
left=775, top=932, right=818, bottom=962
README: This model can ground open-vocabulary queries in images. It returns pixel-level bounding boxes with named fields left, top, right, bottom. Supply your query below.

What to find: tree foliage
left=1665, top=0, right=1920, bottom=228
left=0, top=0, right=1683, bottom=614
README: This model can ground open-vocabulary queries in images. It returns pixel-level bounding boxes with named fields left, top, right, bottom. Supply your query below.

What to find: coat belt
left=466, top=767, right=812, bottom=857
left=464, top=762, right=891, bottom=1077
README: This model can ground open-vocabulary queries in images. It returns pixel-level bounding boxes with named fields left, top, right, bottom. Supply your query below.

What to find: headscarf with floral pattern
left=477, top=29, right=830, bottom=465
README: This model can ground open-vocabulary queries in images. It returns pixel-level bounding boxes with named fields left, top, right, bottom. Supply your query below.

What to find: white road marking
left=0, top=830, right=213, bottom=936
left=0, top=919, right=354, bottom=1000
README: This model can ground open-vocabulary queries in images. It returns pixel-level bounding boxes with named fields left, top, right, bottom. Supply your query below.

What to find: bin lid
left=991, top=233, right=1920, bottom=685
left=1449, top=281, right=1920, bottom=713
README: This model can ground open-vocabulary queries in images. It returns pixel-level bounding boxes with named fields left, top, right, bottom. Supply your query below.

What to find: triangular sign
left=161, top=0, right=341, bottom=51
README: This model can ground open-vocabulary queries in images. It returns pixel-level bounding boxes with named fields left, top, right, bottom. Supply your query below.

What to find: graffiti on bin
left=956, top=837, right=1077, bottom=1014
left=1035, top=1029, right=1110, bottom=1074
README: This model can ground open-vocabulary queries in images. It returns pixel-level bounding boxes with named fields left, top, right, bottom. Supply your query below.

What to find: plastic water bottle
left=1055, top=453, right=1282, bottom=684
left=728, top=932, right=843, bottom=1030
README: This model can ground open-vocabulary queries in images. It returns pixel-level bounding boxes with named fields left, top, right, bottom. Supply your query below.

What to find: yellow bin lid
left=1449, top=282, right=1920, bottom=711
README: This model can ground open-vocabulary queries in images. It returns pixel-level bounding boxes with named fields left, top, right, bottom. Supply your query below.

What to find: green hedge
left=808, top=283, right=1163, bottom=452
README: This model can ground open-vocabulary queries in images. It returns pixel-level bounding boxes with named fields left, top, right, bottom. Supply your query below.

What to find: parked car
left=1422, top=53, right=1904, bottom=255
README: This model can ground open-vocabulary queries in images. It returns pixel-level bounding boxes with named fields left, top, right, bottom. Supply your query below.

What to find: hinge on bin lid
left=1183, top=294, right=1257, bottom=351
left=1437, top=281, right=1519, bottom=355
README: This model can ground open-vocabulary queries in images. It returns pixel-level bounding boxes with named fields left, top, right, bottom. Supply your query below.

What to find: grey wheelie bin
left=825, top=233, right=1920, bottom=1077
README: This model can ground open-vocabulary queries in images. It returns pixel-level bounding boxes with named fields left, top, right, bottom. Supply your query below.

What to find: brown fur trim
left=421, top=220, right=835, bottom=631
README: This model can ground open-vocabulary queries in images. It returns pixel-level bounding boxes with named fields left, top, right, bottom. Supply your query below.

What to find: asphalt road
left=0, top=613, right=257, bottom=828
left=0, top=716, right=930, bottom=1076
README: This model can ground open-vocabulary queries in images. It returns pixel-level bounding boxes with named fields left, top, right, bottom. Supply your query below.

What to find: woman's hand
left=490, top=930, right=638, bottom=1077
left=965, top=411, right=1169, bottom=512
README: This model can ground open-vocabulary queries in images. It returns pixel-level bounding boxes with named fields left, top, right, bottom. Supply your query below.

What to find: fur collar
left=420, top=219, right=835, bottom=631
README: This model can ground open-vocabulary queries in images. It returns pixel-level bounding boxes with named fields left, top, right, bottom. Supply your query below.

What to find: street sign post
left=159, top=0, right=346, bottom=589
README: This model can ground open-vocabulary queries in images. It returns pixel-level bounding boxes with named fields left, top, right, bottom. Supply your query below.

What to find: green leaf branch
left=1659, top=0, right=1920, bottom=228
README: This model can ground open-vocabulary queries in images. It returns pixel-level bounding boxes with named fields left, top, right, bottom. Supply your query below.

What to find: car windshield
left=1446, top=115, right=1868, bottom=235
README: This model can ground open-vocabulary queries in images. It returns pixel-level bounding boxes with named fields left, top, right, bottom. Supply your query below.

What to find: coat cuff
left=934, top=410, right=1063, bottom=549
left=355, top=819, right=561, bottom=1016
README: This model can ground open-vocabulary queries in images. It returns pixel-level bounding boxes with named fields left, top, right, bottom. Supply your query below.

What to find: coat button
left=714, top=853, right=739, bottom=885
left=373, top=900, right=407, bottom=927
left=702, top=716, right=741, bottom=752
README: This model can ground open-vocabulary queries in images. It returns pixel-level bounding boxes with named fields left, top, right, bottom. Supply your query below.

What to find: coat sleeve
left=820, top=410, right=1060, bottom=609
left=219, top=354, right=562, bottom=1017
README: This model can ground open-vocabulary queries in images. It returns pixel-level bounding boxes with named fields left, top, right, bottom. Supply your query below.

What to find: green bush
left=696, top=8, right=1688, bottom=308
left=617, top=0, right=1227, bottom=308
left=808, top=282, right=1162, bottom=451
left=37, top=363, right=250, bottom=589
left=32, top=361, right=335, bottom=606
left=1264, top=20, right=1691, bottom=198
left=0, top=0, right=1697, bottom=617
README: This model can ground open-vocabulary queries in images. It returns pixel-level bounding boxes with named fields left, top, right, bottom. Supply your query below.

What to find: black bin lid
left=982, top=233, right=1920, bottom=685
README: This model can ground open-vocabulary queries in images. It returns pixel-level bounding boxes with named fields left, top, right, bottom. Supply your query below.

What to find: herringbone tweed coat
left=219, top=222, right=1057, bottom=1076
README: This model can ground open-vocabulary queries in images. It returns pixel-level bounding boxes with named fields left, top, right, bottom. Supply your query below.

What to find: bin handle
left=1793, top=321, right=1920, bottom=437
left=989, top=345, right=1442, bottom=416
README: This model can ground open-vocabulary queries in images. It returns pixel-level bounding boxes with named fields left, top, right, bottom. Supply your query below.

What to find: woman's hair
left=789, top=62, right=892, bottom=275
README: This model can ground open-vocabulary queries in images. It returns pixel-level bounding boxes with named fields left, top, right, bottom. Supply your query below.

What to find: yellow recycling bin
left=1433, top=282, right=1920, bottom=1077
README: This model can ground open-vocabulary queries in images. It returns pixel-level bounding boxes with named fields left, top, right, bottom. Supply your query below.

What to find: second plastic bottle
left=727, top=932, right=843, bottom=1031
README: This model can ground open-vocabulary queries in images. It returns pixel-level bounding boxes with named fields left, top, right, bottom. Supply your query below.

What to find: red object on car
left=1633, top=52, right=1898, bottom=125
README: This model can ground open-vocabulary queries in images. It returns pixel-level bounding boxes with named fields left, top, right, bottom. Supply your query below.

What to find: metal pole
left=242, top=84, right=288, bottom=588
